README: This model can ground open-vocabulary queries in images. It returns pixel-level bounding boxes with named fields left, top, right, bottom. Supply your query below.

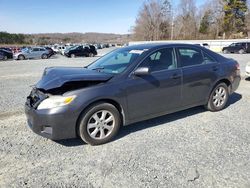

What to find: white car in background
left=246, top=62, right=250, bottom=78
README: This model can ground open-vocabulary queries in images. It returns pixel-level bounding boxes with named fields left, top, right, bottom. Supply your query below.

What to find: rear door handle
left=171, top=73, right=181, bottom=79
left=212, top=66, right=219, bottom=71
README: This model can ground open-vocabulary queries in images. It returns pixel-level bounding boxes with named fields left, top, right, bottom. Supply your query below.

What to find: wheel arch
left=75, top=98, right=125, bottom=136
left=207, top=78, right=232, bottom=101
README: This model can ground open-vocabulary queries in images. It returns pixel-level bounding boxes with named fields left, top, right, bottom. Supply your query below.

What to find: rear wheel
left=41, top=54, right=48, bottom=59
left=18, top=55, right=25, bottom=60
left=4, top=56, right=8, bottom=60
left=205, top=83, right=229, bottom=112
left=89, top=53, right=94, bottom=57
left=239, top=49, right=245, bottom=54
left=78, top=103, right=121, bottom=145
left=70, top=54, right=75, bottom=58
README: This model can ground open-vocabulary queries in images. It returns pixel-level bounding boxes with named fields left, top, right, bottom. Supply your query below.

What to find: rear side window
left=177, top=47, right=204, bottom=67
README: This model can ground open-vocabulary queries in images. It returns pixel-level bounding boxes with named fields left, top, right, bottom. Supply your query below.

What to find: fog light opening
left=41, top=126, right=53, bottom=135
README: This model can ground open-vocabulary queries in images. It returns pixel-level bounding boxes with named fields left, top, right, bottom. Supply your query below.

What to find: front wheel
left=70, top=54, right=75, bottom=58
left=78, top=103, right=121, bottom=145
left=18, top=55, right=25, bottom=60
left=205, top=83, right=229, bottom=112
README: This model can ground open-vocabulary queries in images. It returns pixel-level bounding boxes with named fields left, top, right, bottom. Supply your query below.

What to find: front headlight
left=37, top=95, right=76, bottom=110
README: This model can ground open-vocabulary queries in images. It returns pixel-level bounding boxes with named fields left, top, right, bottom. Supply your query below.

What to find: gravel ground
left=0, top=49, right=250, bottom=188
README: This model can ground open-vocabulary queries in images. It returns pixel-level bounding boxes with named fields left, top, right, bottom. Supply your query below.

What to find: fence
left=129, top=39, right=250, bottom=52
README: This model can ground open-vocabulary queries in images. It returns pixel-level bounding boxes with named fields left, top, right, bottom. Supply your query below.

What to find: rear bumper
left=230, top=75, right=241, bottom=94
left=25, top=103, right=77, bottom=140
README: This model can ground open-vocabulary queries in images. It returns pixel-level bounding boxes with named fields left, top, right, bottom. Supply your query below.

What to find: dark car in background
left=25, top=44, right=241, bottom=145
left=45, top=47, right=56, bottom=57
left=64, top=45, right=97, bottom=58
left=0, top=49, right=13, bottom=60
left=222, top=42, right=250, bottom=54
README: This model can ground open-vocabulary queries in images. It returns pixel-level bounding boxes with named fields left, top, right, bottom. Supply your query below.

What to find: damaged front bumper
left=25, top=89, right=78, bottom=140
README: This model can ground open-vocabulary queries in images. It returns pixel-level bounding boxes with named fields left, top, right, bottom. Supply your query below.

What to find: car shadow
left=56, top=92, right=242, bottom=147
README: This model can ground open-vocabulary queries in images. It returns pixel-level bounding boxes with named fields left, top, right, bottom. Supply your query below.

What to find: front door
left=126, top=47, right=182, bottom=121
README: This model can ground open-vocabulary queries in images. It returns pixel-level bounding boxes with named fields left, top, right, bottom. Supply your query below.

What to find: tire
left=89, top=53, right=94, bottom=57
left=78, top=103, right=121, bottom=145
left=70, top=54, right=75, bottom=58
left=205, top=83, right=229, bottom=112
left=18, top=55, right=25, bottom=60
left=239, top=49, right=245, bottom=54
left=4, top=56, right=8, bottom=60
left=223, top=49, right=228, bottom=54
left=41, top=54, right=48, bottom=59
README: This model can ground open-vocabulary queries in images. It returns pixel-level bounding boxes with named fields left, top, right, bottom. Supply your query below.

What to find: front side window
left=140, top=48, right=176, bottom=72
left=87, top=48, right=144, bottom=74
left=32, top=48, right=39, bottom=52
left=177, top=47, right=204, bottom=67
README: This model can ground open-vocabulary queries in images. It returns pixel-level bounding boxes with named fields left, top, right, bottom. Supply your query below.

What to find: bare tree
left=175, top=0, right=198, bottom=39
left=133, top=0, right=172, bottom=41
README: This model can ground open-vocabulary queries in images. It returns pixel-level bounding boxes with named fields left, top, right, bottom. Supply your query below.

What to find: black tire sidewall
left=208, top=83, right=229, bottom=112
left=18, top=55, right=24, bottom=60
left=42, top=54, right=48, bottom=59
left=78, top=103, right=121, bottom=145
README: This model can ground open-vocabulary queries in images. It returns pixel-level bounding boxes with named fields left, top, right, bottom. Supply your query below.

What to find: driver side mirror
left=134, top=67, right=150, bottom=76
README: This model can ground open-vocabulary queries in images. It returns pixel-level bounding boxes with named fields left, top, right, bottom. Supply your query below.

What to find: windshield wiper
left=91, top=67, right=105, bottom=71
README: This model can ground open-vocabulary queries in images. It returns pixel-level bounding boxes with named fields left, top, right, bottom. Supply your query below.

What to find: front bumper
left=230, top=75, right=241, bottom=94
left=25, top=101, right=78, bottom=140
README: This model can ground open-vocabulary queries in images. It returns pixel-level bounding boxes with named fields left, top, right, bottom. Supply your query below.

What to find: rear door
left=126, top=47, right=182, bottom=120
left=176, top=47, right=219, bottom=107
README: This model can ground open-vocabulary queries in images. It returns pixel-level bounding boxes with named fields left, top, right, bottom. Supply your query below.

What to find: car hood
left=36, top=67, right=113, bottom=91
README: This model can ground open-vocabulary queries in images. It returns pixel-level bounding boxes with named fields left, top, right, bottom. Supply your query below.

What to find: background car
left=0, top=49, right=13, bottom=60
left=222, top=42, right=250, bottom=54
left=45, top=47, right=56, bottom=57
left=14, top=47, right=50, bottom=60
left=64, top=45, right=97, bottom=58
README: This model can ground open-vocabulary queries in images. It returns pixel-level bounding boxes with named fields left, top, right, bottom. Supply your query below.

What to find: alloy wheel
left=212, top=86, right=227, bottom=107
left=87, top=110, right=115, bottom=140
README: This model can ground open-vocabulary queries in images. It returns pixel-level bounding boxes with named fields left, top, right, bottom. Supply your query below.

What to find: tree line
left=133, top=0, right=250, bottom=41
left=0, top=32, right=28, bottom=44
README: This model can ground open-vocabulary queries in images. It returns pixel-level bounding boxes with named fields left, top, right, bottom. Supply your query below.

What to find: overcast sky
left=0, top=0, right=205, bottom=34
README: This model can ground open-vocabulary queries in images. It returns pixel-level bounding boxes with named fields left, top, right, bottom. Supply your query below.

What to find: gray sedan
left=14, top=47, right=50, bottom=60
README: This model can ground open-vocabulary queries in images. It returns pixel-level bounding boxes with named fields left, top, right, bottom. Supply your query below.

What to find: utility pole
left=170, top=0, right=174, bottom=40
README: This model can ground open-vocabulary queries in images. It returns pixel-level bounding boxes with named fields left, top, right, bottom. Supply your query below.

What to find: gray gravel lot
left=0, top=49, right=250, bottom=187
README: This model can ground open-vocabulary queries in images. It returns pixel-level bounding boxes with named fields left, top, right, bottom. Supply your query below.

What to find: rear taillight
left=235, top=62, right=240, bottom=75
left=235, top=62, right=240, bottom=70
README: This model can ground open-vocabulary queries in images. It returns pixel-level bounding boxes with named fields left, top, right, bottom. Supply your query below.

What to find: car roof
left=123, top=43, right=205, bottom=50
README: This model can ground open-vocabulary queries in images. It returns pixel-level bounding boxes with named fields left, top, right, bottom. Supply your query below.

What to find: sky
left=0, top=0, right=204, bottom=34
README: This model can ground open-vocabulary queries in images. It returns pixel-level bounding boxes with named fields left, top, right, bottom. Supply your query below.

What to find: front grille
left=26, top=88, right=47, bottom=108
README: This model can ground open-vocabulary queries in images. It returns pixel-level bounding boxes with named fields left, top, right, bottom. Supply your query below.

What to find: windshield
left=87, top=48, right=145, bottom=74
